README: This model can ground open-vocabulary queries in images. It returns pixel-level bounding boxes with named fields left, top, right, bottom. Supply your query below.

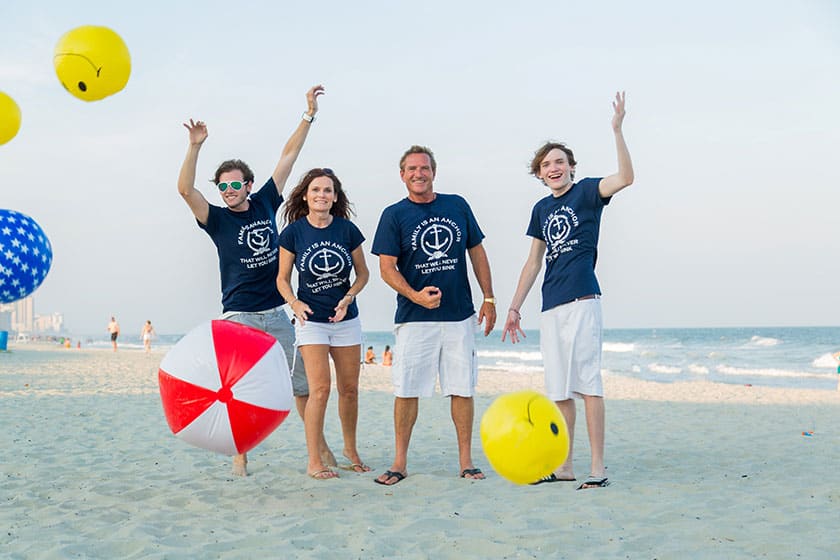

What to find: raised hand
left=183, top=118, right=208, bottom=146
left=611, top=91, right=626, bottom=132
left=305, top=84, right=325, bottom=117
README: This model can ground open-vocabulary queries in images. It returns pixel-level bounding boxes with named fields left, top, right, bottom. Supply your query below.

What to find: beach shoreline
left=2, top=345, right=839, bottom=558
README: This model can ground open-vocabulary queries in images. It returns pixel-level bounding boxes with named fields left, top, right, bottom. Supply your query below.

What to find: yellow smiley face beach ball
left=0, top=92, right=22, bottom=145
left=54, top=25, right=131, bottom=101
left=480, top=390, right=569, bottom=485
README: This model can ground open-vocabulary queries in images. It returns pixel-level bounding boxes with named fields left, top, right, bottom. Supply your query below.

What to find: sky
left=1, top=0, right=839, bottom=336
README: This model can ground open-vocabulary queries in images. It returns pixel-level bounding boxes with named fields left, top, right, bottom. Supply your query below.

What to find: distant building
left=0, top=296, right=63, bottom=335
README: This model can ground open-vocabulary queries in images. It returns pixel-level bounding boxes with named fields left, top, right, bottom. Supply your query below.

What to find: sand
left=2, top=344, right=839, bottom=559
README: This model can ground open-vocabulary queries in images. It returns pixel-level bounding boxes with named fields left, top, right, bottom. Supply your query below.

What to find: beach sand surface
left=2, top=345, right=839, bottom=559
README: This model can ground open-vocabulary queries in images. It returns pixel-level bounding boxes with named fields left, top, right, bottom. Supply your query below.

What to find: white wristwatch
left=301, top=112, right=315, bottom=123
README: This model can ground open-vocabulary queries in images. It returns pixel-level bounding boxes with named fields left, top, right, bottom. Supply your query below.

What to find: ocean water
left=365, top=326, right=840, bottom=391
left=73, top=326, right=840, bottom=391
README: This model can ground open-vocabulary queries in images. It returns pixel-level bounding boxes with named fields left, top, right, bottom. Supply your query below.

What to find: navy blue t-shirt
left=278, top=216, right=364, bottom=323
left=372, top=193, right=484, bottom=323
left=198, top=178, right=285, bottom=313
left=526, top=177, right=611, bottom=311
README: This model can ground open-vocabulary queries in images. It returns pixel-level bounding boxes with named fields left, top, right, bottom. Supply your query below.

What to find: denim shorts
left=221, top=306, right=309, bottom=397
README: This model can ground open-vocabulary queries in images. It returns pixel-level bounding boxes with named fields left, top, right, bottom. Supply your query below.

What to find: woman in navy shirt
left=277, top=168, right=370, bottom=480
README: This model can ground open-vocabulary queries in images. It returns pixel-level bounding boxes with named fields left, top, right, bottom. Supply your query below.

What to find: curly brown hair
left=282, top=168, right=354, bottom=225
left=529, top=142, right=577, bottom=182
left=211, top=159, right=255, bottom=185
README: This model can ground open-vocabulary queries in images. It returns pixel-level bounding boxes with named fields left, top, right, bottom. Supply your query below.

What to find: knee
left=337, top=385, right=359, bottom=400
left=308, top=385, right=331, bottom=403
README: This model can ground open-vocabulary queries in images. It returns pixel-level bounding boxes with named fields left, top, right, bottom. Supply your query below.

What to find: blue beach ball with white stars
left=0, top=209, right=53, bottom=303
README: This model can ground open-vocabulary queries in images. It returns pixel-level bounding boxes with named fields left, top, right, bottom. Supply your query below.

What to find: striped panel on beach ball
left=158, top=320, right=293, bottom=455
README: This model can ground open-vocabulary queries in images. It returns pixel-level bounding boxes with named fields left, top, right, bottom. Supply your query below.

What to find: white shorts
left=296, top=317, right=362, bottom=347
left=540, top=298, right=603, bottom=400
left=392, top=316, right=478, bottom=398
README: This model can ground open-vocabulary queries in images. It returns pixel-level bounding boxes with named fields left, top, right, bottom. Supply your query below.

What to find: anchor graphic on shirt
left=247, top=226, right=273, bottom=255
left=420, top=223, right=453, bottom=260
left=545, top=213, right=572, bottom=254
left=307, top=247, right=345, bottom=279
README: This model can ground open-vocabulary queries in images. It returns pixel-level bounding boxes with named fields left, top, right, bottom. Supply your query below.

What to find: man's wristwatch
left=302, top=112, right=315, bottom=123
left=483, top=297, right=496, bottom=305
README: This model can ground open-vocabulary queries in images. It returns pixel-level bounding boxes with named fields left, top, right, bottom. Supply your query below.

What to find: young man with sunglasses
left=177, top=84, right=335, bottom=476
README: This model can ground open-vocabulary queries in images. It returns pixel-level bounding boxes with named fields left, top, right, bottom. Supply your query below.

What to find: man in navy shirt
left=177, top=85, right=334, bottom=476
left=372, top=145, right=496, bottom=485
left=502, top=92, right=634, bottom=490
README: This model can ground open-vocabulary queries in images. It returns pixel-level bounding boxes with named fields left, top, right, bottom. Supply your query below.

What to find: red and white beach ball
left=158, top=320, right=293, bottom=455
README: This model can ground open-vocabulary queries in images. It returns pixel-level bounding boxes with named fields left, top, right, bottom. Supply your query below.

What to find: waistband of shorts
left=220, top=305, right=285, bottom=319
left=562, top=294, right=601, bottom=305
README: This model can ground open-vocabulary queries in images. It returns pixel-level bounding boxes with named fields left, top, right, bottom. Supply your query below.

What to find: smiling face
left=217, top=169, right=252, bottom=211
left=53, top=25, right=131, bottom=102
left=400, top=153, right=436, bottom=202
left=303, top=175, right=337, bottom=213
left=537, top=148, right=576, bottom=196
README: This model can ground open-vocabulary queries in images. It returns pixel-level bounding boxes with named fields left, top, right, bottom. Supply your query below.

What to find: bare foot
left=320, top=447, right=337, bottom=468
left=232, top=454, right=248, bottom=477
left=553, top=469, right=576, bottom=481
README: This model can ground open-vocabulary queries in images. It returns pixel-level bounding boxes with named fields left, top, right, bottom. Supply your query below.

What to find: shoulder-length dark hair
left=282, top=168, right=354, bottom=224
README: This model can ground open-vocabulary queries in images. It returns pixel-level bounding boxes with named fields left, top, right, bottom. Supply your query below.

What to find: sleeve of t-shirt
left=198, top=204, right=221, bottom=235
left=460, top=196, right=486, bottom=249
left=253, top=177, right=284, bottom=211
left=526, top=201, right=543, bottom=240
left=582, top=177, right=610, bottom=206
left=371, top=207, right=398, bottom=256
left=348, top=222, right=365, bottom=252
left=277, top=222, right=295, bottom=252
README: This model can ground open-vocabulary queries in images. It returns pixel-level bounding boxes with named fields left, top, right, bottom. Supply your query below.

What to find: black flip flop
left=374, top=470, right=406, bottom=485
left=530, top=473, right=576, bottom=485
left=576, top=477, right=610, bottom=490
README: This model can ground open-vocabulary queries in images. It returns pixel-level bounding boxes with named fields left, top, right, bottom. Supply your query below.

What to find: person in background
left=364, top=346, right=376, bottom=364
left=382, top=345, right=393, bottom=366
left=277, top=167, right=370, bottom=480
left=177, top=84, right=335, bottom=477
left=141, top=320, right=156, bottom=353
left=833, top=351, right=840, bottom=390
left=502, top=92, right=634, bottom=490
left=107, top=317, right=120, bottom=352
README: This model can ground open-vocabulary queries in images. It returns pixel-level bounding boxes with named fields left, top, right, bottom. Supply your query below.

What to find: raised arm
left=598, top=91, right=635, bottom=198
left=501, top=238, right=546, bottom=343
left=270, top=84, right=325, bottom=194
left=468, top=243, right=496, bottom=337
left=177, top=119, right=211, bottom=224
